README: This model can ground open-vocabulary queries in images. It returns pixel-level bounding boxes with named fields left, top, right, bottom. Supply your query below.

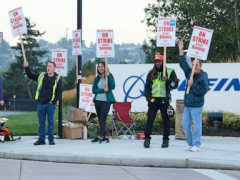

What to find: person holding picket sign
left=91, top=62, right=116, bottom=143
left=178, top=40, right=209, bottom=152
left=23, top=61, right=62, bottom=145
left=144, top=54, right=178, bottom=148
left=0, top=75, right=4, bottom=106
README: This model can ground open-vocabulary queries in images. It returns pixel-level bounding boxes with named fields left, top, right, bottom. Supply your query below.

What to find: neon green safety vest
left=35, top=72, right=60, bottom=101
left=151, top=69, right=173, bottom=98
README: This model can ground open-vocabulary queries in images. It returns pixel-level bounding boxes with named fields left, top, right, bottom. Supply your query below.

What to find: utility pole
left=77, top=0, right=82, bottom=108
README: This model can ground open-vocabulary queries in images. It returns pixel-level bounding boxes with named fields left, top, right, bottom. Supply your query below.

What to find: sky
left=0, top=0, right=155, bottom=47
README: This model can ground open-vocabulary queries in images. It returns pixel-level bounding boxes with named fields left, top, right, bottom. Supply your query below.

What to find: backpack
left=0, top=125, right=13, bottom=141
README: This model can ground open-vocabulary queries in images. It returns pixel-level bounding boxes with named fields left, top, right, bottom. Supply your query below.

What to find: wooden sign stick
left=105, top=55, right=108, bottom=88
left=76, top=55, right=78, bottom=84
left=186, top=57, right=197, bottom=94
left=163, top=46, right=167, bottom=77
left=20, top=35, right=27, bottom=63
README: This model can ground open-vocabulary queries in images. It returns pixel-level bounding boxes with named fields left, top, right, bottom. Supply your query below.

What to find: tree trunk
left=235, top=0, right=240, bottom=54
left=27, top=80, right=33, bottom=99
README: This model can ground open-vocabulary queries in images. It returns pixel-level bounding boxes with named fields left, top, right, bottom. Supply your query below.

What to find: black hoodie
left=25, top=67, right=62, bottom=104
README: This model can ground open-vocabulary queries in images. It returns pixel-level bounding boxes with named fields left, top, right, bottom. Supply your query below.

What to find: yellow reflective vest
left=35, top=72, right=60, bottom=102
left=151, top=69, right=172, bottom=98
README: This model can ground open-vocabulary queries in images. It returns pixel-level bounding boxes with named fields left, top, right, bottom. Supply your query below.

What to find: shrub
left=222, top=112, right=240, bottom=128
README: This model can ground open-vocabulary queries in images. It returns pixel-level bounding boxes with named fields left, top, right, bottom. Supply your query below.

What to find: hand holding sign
left=23, top=60, right=29, bottom=68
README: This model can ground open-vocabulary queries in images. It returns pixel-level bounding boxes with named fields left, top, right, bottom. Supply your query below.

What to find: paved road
left=1, top=159, right=240, bottom=180
left=1, top=136, right=240, bottom=170
left=0, top=110, right=30, bottom=116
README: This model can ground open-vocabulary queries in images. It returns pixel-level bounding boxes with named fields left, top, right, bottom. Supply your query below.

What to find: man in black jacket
left=144, top=54, right=178, bottom=148
left=24, top=61, right=61, bottom=145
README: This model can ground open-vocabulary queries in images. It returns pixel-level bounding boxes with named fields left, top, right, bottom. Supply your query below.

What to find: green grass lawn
left=3, top=107, right=66, bottom=136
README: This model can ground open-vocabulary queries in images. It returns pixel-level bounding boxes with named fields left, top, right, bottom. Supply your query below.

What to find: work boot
left=34, top=139, right=46, bottom=146
left=144, top=137, right=150, bottom=148
left=49, top=139, right=55, bottom=145
left=161, top=139, right=169, bottom=148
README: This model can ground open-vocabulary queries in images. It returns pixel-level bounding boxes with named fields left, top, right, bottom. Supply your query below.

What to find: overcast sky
left=0, top=0, right=155, bottom=46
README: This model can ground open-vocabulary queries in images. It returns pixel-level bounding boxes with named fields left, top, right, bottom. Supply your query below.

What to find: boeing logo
left=123, top=74, right=145, bottom=102
left=123, top=76, right=240, bottom=101
left=178, top=78, right=240, bottom=91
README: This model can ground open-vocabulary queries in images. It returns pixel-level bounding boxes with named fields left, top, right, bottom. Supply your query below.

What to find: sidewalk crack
left=120, top=167, right=140, bottom=180
left=19, top=160, right=23, bottom=180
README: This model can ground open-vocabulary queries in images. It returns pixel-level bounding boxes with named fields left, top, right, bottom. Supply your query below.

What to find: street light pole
left=77, top=0, right=82, bottom=109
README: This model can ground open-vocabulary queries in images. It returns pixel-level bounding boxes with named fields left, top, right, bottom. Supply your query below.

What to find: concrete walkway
left=0, top=135, right=239, bottom=170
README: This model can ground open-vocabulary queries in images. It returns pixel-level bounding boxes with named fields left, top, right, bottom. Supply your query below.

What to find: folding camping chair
left=112, top=102, right=139, bottom=139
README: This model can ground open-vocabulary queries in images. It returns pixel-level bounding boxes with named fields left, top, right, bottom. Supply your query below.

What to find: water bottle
left=83, top=126, right=87, bottom=140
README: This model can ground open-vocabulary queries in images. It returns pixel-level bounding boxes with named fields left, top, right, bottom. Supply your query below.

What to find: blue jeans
left=182, top=106, right=203, bottom=147
left=37, top=103, right=55, bottom=140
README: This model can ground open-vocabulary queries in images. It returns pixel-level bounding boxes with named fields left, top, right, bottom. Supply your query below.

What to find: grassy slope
left=3, top=107, right=65, bottom=136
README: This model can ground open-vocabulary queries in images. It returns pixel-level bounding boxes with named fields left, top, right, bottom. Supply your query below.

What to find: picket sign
left=52, top=49, right=68, bottom=77
left=157, top=17, right=177, bottom=77
left=9, top=7, right=27, bottom=62
left=96, top=30, right=114, bottom=88
left=186, top=26, right=213, bottom=94
left=72, top=30, right=82, bottom=83
left=79, top=84, right=94, bottom=112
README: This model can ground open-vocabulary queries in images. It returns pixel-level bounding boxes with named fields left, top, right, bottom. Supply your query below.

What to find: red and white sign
left=8, top=7, right=27, bottom=37
left=85, top=103, right=96, bottom=113
left=72, top=30, right=82, bottom=55
left=52, top=49, right=68, bottom=77
left=96, top=30, right=114, bottom=58
left=79, top=84, right=95, bottom=113
left=157, top=17, right=177, bottom=47
left=187, top=26, right=213, bottom=60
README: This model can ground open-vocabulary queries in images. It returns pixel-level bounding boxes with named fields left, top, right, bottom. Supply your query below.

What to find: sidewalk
left=0, top=135, right=239, bottom=170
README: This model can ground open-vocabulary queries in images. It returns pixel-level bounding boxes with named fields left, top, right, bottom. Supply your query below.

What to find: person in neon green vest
left=24, top=61, right=61, bottom=146
left=144, top=54, right=178, bottom=148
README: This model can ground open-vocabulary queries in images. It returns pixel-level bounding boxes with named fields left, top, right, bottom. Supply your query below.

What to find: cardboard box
left=62, top=123, right=83, bottom=140
left=72, top=109, right=88, bottom=125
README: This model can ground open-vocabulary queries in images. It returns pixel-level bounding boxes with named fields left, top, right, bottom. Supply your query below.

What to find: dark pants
left=144, top=98, right=170, bottom=140
left=94, top=100, right=111, bottom=137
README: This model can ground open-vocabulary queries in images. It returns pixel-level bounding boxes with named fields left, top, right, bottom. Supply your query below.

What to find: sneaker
left=190, top=146, right=199, bottom=152
left=91, top=136, right=101, bottom=143
left=100, top=137, right=110, bottom=143
left=183, top=146, right=192, bottom=151
left=49, top=139, right=55, bottom=145
left=34, top=139, right=46, bottom=146
left=144, top=138, right=150, bottom=148
left=161, top=139, right=169, bottom=148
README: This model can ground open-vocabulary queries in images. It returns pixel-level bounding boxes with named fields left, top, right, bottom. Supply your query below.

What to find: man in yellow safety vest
left=144, top=54, right=178, bottom=148
left=24, top=61, right=61, bottom=145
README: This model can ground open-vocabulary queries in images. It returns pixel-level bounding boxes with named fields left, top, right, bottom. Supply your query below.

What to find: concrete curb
left=1, top=152, right=240, bottom=170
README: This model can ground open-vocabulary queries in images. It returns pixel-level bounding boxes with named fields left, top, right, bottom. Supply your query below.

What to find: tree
left=62, top=66, right=77, bottom=91
left=142, top=0, right=240, bottom=63
left=3, top=18, right=47, bottom=99
left=0, top=40, right=15, bottom=71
